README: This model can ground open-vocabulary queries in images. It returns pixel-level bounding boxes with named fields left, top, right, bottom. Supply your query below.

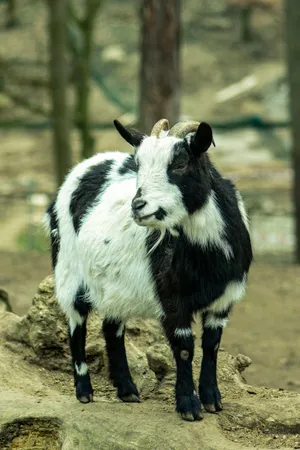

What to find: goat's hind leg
left=68, top=288, right=93, bottom=403
left=102, top=318, right=140, bottom=402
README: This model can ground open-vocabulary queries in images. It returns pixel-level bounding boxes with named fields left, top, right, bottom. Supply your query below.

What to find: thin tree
left=139, top=0, right=181, bottom=133
left=68, top=0, right=103, bottom=160
left=47, top=0, right=72, bottom=187
left=285, top=0, right=300, bottom=263
left=6, top=0, right=18, bottom=29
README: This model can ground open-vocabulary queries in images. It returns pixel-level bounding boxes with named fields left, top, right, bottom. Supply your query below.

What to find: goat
left=44, top=118, right=252, bottom=421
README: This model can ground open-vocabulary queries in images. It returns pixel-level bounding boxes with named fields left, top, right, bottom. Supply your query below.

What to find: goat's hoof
left=116, top=379, right=140, bottom=402
left=176, top=393, right=203, bottom=422
left=119, top=393, right=141, bottom=403
left=181, top=411, right=203, bottom=421
left=199, top=384, right=222, bottom=413
left=78, top=393, right=94, bottom=403
left=76, top=378, right=94, bottom=404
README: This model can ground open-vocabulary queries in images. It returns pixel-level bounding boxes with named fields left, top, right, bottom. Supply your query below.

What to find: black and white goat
left=45, top=118, right=252, bottom=421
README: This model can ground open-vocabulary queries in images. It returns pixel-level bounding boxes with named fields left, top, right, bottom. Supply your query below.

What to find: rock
left=146, top=343, right=174, bottom=379
left=235, top=353, right=252, bottom=373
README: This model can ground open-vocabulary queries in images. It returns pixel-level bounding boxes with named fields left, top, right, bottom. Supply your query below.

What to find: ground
left=1, top=277, right=300, bottom=450
left=0, top=1, right=299, bottom=448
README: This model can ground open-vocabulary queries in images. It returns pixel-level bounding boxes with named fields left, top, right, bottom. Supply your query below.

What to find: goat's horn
left=168, top=121, right=200, bottom=138
left=150, top=118, right=169, bottom=137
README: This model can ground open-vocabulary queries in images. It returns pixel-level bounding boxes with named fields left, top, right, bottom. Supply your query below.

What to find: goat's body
left=47, top=150, right=251, bottom=325
left=45, top=119, right=252, bottom=420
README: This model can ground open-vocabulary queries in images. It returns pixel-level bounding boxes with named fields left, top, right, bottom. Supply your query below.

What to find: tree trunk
left=68, top=0, right=103, bottom=160
left=240, top=6, right=253, bottom=42
left=285, top=0, right=300, bottom=263
left=139, top=0, right=181, bottom=133
left=6, top=0, right=18, bottom=28
left=48, top=0, right=72, bottom=187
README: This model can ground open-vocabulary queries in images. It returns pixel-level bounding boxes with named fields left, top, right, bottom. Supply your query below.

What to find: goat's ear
left=113, top=120, right=144, bottom=148
left=190, top=122, right=215, bottom=157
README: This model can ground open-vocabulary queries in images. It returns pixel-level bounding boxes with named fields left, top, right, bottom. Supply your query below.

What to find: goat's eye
left=171, top=162, right=188, bottom=172
left=171, top=154, right=189, bottom=172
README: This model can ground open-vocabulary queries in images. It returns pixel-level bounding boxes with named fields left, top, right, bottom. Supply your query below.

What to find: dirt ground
left=1, top=277, right=300, bottom=450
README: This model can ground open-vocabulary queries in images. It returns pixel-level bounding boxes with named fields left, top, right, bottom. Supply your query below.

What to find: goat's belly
left=88, top=273, right=163, bottom=321
left=85, top=255, right=163, bottom=321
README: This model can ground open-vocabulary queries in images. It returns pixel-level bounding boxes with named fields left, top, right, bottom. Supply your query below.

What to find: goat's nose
left=131, top=198, right=147, bottom=212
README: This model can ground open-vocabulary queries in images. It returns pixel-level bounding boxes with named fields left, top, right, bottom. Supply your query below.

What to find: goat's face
left=114, top=119, right=215, bottom=231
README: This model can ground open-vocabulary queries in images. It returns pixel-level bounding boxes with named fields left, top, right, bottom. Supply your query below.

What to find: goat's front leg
left=69, top=311, right=93, bottom=403
left=199, top=311, right=227, bottom=413
left=162, top=315, right=202, bottom=421
left=102, top=318, right=140, bottom=402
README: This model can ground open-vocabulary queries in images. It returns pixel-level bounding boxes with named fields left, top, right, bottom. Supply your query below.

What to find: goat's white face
left=132, top=136, right=187, bottom=230
left=114, top=118, right=215, bottom=233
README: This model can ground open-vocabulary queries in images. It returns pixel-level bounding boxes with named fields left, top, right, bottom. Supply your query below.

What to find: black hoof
left=116, top=379, right=140, bottom=403
left=199, top=384, right=222, bottom=413
left=78, top=393, right=94, bottom=403
left=119, top=393, right=141, bottom=403
left=76, top=377, right=94, bottom=404
left=176, top=393, right=203, bottom=422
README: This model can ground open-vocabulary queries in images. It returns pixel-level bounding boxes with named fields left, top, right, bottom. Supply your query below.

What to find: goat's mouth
left=133, top=207, right=167, bottom=226
left=134, top=212, right=155, bottom=224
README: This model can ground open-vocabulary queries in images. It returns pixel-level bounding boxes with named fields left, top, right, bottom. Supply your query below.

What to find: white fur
left=135, top=136, right=188, bottom=230
left=174, top=328, right=193, bottom=338
left=78, top=176, right=163, bottom=321
left=75, top=362, right=88, bottom=376
left=183, top=191, right=233, bottom=259
left=116, top=323, right=125, bottom=337
left=69, top=311, right=84, bottom=335
left=206, top=274, right=247, bottom=315
left=54, top=152, right=133, bottom=321
left=236, top=190, right=250, bottom=231
left=204, top=314, right=228, bottom=330
left=53, top=151, right=164, bottom=322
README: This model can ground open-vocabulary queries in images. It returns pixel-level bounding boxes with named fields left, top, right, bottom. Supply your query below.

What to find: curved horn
left=150, top=118, right=169, bottom=137
left=168, top=121, right=200, bottom=138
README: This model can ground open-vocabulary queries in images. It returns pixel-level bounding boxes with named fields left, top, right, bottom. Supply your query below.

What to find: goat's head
left=114, top=118, right=215, bottom=232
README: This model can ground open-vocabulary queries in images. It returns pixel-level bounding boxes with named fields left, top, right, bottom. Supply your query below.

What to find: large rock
left=1, top=277, right=300, bottom=449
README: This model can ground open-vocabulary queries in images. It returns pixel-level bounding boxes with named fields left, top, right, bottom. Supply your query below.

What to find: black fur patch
left=154, top=207, right=167, bottom=221
left=70, top=159, right=114, bottom=233
left=74, top=286, right=92, bottom=317
left=146, top=164, right=252, bottom=314
left=167, top=142, right=211, bottom=215
left=118, top=155, right=137, bottom=175
left=47, top=200, right=60, bottom=268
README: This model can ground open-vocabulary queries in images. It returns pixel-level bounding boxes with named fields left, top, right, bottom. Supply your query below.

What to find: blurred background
left=0, top=0, right=300, bottom=393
